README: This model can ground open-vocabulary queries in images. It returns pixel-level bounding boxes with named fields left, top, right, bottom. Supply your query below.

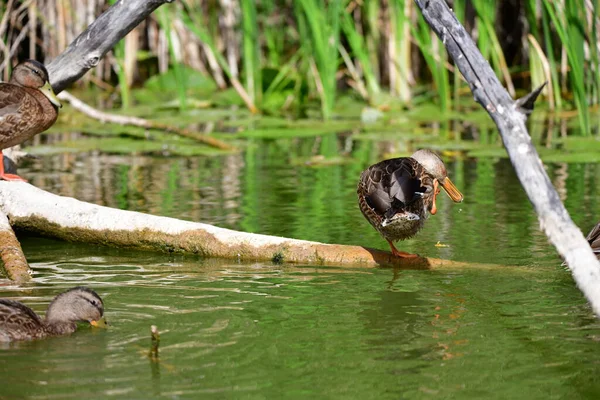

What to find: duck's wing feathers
left=0, top=299, right=45, bottom=342
left=0, top=84, right=43, bottom=149
left=359, top=158, right=432, bottom=217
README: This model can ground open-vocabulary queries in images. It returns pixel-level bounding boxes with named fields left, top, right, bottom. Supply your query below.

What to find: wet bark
left=414, top=0, right=600, bottom=315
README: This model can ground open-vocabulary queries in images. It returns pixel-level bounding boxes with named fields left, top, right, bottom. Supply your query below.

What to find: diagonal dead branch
left=415, top=0, right=600, bottom=316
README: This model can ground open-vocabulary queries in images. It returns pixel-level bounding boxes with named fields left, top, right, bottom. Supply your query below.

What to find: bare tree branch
left=414, top=0, right=600, bottom=315
left=47, top=0, right=174, bottom=93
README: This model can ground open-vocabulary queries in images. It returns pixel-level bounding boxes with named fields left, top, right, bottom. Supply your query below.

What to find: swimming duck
left=357, top=149, right=464, bottom=258
left=0, top=287, right=106, bottom=342
left=0, top=59, right=61, bottom=181
left=587, top=222, right=600, bottom=260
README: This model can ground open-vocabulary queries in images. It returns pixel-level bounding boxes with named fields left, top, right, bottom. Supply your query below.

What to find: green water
left=2, top=135, right=600, bottom=399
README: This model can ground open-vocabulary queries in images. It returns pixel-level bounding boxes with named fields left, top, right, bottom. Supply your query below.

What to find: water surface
left=1, top=133, right=600, bottom=399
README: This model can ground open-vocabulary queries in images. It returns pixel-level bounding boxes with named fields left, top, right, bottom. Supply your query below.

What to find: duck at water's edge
left=0, top=287, right=106, bottom=342
left=0, top=59, right=61, bottom=181
left=358, top=149, right=463, bottom=258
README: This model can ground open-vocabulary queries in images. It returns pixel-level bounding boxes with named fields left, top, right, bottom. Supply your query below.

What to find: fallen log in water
left=0, top=182, right=474, bottom=275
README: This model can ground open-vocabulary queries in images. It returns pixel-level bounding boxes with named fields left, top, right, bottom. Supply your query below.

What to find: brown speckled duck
left=587, top=222, right=600, bottom=260
left=0, top=59, right=61, bottom=181
left=358, top=149, right=463, bottom=258
left=0, top=287, right=106, bottom=342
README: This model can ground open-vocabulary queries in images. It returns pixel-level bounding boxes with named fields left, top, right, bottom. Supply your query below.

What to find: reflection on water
left=1, top=133, right=600, bottom=398
left=2, top=245, right=600, bottom=399
left=18, top=135, right=600, bottom=266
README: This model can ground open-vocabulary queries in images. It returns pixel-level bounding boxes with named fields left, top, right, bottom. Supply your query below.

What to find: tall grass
left=411, top=13, right=451, bottom=111
left=295, top=0, right=342, bottom=119
left=340, top=8, right=380, bottom=101
left=1, top=0, right=599, bottom=128
left=471, top=0, right=515, bottom=97
left=387, top=0, right=412, bottom=102
left=157, top=7, right=187, bottom=111
left=541, top=0, right=590, bottom=135
left=240, top=0, right=261, bottom=106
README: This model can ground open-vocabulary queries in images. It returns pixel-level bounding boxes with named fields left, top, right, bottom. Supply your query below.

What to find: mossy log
left=0, top=182, right=475, bottom=273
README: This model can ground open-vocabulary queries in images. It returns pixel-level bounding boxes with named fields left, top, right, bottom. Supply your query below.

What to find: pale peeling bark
left=0, top=210, right=31, bottom=282
left=0, top=182, right=473, bottom=271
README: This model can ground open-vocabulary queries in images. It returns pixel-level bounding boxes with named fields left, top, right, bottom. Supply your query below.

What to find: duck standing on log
left=358, top=149, right=464, bottom=258
left=0, top=60, right=61, bottom=181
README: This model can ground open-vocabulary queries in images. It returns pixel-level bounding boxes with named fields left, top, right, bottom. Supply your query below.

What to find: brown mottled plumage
left=0, top=287, right=105, bottom=342
left=358, top=149, right=463, bottom=258
left=0, top=59, right=61, bottom=181
left=587, top=222, right=600, bottom=260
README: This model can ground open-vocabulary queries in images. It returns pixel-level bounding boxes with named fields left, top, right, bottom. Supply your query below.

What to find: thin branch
left=58, top=91, right=236, bottom=151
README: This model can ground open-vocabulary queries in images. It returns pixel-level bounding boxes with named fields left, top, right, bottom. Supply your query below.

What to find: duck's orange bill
left=440, top=177, right=464, bottom=203
left=90, top=316, right=108, bottom=328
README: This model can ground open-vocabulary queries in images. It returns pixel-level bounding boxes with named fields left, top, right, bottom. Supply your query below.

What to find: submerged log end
left=281, top=243, right=471, bottom=270
left=0, top=212, right=31, bottom=282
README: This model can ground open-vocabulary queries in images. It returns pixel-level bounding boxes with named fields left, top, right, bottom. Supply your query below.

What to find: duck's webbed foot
left=387, top=240, right=419, bottom=258
left=0, top=152, right=26, bottom=182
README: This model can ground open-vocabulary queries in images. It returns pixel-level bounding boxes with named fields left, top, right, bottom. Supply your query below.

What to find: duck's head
left=45, top=287, right=106, bottom=328
left=411, top=149, right=464, bottom=204
left=10, top=60, right=61, bottom=108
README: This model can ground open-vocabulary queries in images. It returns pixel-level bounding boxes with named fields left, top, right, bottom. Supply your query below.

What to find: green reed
left=108, top=0, right=131, bottom=109
left=4, top=0, right=600, bottom=131
left=541, top=0, right=590, bottom=135
left=180, top=5, right=257, bottom=113
left=157, top=7, right=187, bottom=111
left=341, top=10, right=380, bottom=101
left=295, top=0, right=342, bottom=119
left=388, top=0, right=412, bottom=102
left=411, top=12, right=450, bottom=111
left=471, top=0, right=514, bottom=97
left=240, top=0, right=262, bottom=106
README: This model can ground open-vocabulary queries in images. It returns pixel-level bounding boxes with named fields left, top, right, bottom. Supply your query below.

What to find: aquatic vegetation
left=2, top=1, right=599, bottom=125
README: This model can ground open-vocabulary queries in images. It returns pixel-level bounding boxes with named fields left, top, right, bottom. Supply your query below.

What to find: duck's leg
left=387, top=239, right=419, bottom=258
left=0, top=151, right=27, bottom=182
